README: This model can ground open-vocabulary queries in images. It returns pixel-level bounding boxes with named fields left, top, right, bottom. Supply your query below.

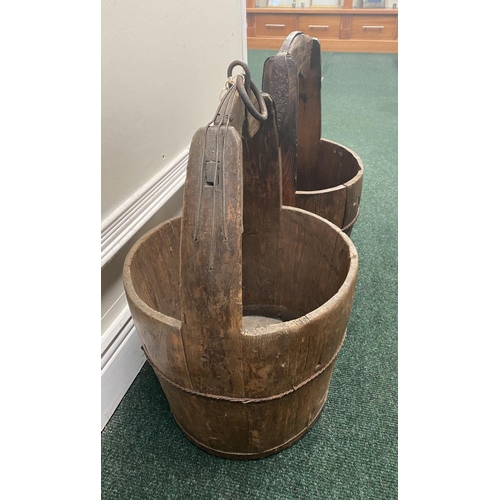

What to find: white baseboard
left=101, top=149, right=188, bottom=268
left=101, top=305, right=145, bottom=430
left=101, top=149, right=188, bottom=430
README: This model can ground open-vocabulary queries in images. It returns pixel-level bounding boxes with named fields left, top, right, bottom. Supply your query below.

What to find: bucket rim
left=123, top=205, right=358, bottom=337
left=296, top=138, right=363, bottom=195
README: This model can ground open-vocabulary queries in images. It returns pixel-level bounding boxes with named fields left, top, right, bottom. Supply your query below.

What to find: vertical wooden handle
left=279, top=31, right=316, bottom=81
left=262, top=32, right=322, bottom=200
left=179, top=89, right=245, bottom=398
left=242, top=94, right=282, bottom=308
left=262, top=54, right=298, bottom=207
left=294, top=37, right=322, bottom=185
left=179, top=88, right=283, bottom=398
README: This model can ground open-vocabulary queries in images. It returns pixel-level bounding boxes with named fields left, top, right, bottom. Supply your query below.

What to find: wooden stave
left=123, top=206, right=358, bottom=458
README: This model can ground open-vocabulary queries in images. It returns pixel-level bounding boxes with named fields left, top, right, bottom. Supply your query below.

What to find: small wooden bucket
left=262, top=32, right=364, bottom=236
left=123, top=64, right=358, bottom=459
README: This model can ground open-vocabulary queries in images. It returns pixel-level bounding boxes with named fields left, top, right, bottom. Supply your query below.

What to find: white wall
left=101, top=0, right=246, bottom=428
left=102, top=0, right=246, bottom=220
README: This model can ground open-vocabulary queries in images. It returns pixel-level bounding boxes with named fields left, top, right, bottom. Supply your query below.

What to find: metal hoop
left=227, top=60, right=251, bottom=93
left=235, top=75, right=268, bottom=122
left=227, top=60, right=268, bottom=122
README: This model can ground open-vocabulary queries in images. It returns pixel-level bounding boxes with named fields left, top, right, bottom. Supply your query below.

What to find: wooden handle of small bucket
left=179, top=78, right=282, bottom=398
left=262, top=31, right=322, bottom=205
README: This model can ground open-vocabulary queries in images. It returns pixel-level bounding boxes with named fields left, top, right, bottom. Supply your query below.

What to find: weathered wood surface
left=124, top=208, right=358, bottom=458
left=241, top=93, right=282, bottom=310
left=296, top=139, right=364, bottom=236
left=179, top=125, right=245, bottom=397
left=123, top=74, right=359, bottom=459
left=294, top=37, right=322, bottom=185
left=261, top=54, right=298, bottom=206
left=262, top=31, right=364, bottom=234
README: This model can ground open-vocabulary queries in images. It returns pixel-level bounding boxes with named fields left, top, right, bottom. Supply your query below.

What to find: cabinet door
left=351, top=15, right=397, bottom=39
left=298, top=15, right=342, bottom=38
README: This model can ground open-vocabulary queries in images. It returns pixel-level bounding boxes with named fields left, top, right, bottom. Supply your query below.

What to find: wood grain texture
left=295, top=38, right=322, bottom=185
left=242, top=94, right=282, bottom=308
left=123, top=218, right=189, bottom=389
left=124, top=207, right=358, bottom=458
left=160, top=361, right=335, bottom=458
left=122, top=78, right=359, bottom=459
left=266, top=32, right=322, bottom=185
left=262, top=54, right=298, bottom=206
left=263, top=33, right=363, bottom=234
left=295, top=186, right=347, bottom=229
left=282, top=32, right=314, bottom=79
left=296, top=139, right=364, bottom=232
left=262, top=32, right=322, bottom=205
left=179, top=123, right=245, bottom=397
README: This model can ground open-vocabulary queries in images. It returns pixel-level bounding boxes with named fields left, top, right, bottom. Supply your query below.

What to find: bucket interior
left=297, top=140, right=361, bottom=192
left=128, top=207, right=352, bottom=325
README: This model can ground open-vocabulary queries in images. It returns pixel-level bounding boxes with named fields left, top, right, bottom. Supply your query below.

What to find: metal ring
left=235, top=74, right=268, bottom=122
left=227, top=60, right=251, bottom=93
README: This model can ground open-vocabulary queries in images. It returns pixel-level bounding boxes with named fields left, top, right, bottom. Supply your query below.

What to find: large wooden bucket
left=123, top=63, right=358, bottom=459
left=262, top=32, right=364, bottom=236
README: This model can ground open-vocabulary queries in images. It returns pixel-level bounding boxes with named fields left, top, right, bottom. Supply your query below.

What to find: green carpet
left=101, top=51, right=398, bottom=499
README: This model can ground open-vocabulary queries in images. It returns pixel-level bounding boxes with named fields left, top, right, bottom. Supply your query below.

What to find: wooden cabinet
left=298, top=15, right=342, bottom=38
left=255, top=14, right=297, bottom=36
left=350, top=15, right=397, bottom=39
left=246, top=1, right=398, bottom=53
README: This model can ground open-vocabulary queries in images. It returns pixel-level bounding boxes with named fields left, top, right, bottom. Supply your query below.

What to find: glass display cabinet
left=246, top=0, right=398, bottom=52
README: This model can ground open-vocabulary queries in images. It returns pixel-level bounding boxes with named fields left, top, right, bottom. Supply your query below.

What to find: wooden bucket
left=123, top=62, right=358, bottom=459
left=262, top=32, right=364, bottom=236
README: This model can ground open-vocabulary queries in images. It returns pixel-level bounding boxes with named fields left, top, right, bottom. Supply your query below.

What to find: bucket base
left=172, top=398, right=326, bottom=460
